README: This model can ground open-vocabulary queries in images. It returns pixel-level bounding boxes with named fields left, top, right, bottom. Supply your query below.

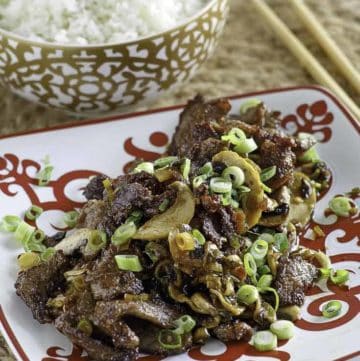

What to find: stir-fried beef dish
left=14, top=96, right=334, bottom=360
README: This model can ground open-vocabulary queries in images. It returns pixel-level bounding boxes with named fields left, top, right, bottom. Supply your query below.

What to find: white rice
left=0, top=0, right=208, bottom=45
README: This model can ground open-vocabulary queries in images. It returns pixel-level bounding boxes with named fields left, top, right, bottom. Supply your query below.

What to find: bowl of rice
left=0, top=0, right=228, bottom=114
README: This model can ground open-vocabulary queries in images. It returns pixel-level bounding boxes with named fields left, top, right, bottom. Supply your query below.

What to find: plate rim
left=1, top=85, right=359, bottom=141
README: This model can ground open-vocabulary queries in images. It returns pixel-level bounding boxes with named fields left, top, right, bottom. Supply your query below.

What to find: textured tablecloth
left=0, top=0, right=359, bottom=136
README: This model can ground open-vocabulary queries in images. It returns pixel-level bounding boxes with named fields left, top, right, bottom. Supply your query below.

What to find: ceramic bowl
left=0, top=0, right=228, bottom=115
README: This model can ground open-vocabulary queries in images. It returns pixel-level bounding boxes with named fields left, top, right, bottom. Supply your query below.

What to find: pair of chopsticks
left=252, top=0, right=360, bottom=121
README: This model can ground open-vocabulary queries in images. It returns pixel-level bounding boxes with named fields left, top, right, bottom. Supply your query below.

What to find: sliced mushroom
left=288, top=172, right=316, bottom=228
left=134, top=182, right=195, bottom=240
left=212, top=151, right=265, bottom=229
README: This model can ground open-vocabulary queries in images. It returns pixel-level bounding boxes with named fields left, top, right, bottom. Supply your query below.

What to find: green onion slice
left=238, top=185, right=251, bottom=193
left=25, top=205, right=43, bottom=221
left=158, top=329, right=182, bottom=350
left=250, top=239, right=268, bottom=264
left=126, top=210, right=143, bottom=226
left=258, top=264, right=271, bottom=275
left=261, top=287, right=280, bottom=311
left=192, top=229, right=206, bottom=245
left=259, top=233, right=274, bottom=244
left=257, top=274, right=273, bottom=290
left=181, top=158, right=191, bottom=181
left=322, top=300, right=342, bottom=318
left=173, top=315, right=196, bottom=335
left=240, top=98, right=262, bottom=114
left=24, top=236, right=47, bottom=253
left=261, top=183, right=272, bottom=193
left=237, top=284, right=259, bottom=305
left=209, top=177, right=232, bottom=194
left=192, top=175, right=207, bottom=189
left=36, top=157, right=54, bottom=186
left=0, top=215, right=21, bottom=232
left=221, top=128, right=246, bottom=145
left=260, top=166, right=277, bottom=183
left=154, top=156, right=178, bottom=169
left=273, top=233, right=289, bottom=253
left=253, top=330, right=277, bottom=352
left=86, top=231, right=107, bottom=253
left=330, top=269, right=349, bottom=285
left=64, top=211, right=79, bottom=228
left=41, top=247, right=56, bottom=262
left=244, top=252, right=257, bottom=282
left=158, top=199, right=170, bottom=212
left=329, top=196, right=356, bottom=217
left=134, top=162, right=154, bottom=175
left=222, top=166, right=245, bottom=188
left=270, top=320, right=295, bottom=340
left=299, top=147, right=320, bottom=163
left=234, top=138, right=258, bottom=154
left=111, top=221, right=137, bottom=246
left=115, top=254, right=143, bottom=272
left=319, top=268, right=331, bottom=279
left=14, top=221, right=35, bottom=245
left=199, top=162, right=213, bottom=176
left=77, top=319, right=93, bottom=336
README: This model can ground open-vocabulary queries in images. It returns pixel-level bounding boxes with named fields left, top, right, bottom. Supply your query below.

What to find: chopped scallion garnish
left=14, top=221, right=35, bottom=245
left=36, top=156, right=54, bottom=186
left=273, top=233, right=289, bottom=253
left=158, top=329, right=182, bottom=350
left=133, top=162, right=154, bottom=175
left=221, top=127, right=246, bottom=145
left=64, top=211, right=79, bottom=228
left=111, top=221, right=137, bottom=246
left=250, top=239, right=268, bottom=265
left=191, top=229, right=206, bottom=245
left=253, top=330, right=277, bottom=352
left=209, top=177, right=232, bottom=194
left=270, top=320, right=295, bottom=340
left=329, top=196, right=356, bottom=217
left=260, top=166, right=277, bottom=183
left=154, top=156, right=178, bottom=169
left=257, top=274, right=273, bottom=290
left=126, top=210, right=143, bottom=226
left=41, top=247, right=56, bottom=262
left=181, top=158, right=191, bottom=181
left=234, top=138, right=258, bottom=154
left=244, top=252, right=257, bottom=283
left=158, top=199, right=170, bottom=212
left=330, top=269, right=349, bottom=285
left=173, top=315, right=196, bottom=335
left=86, top=230, right=107, bottom=253
left=192, top=174, right=207, bottom=189
left=260, top=287, right=280, bottom=311
left=199, top=162, right=213, bottom=176
left=240, top=98, right=262, bottom=114
left=25, top=205, right=43, bottom=221
left=222, top=166, right=245, bottom=188
left=115, top=255, right=143, bottom=272
left=322, top=300, right=342, bottom=318
left=0, top=215, right=21, bottom=232
left=236, top=284, right=259, bottom=305
left=175, top=232, right=195, bottom=251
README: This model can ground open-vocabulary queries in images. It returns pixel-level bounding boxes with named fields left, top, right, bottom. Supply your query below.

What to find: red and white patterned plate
left=0, top=86, right=359, bottom=361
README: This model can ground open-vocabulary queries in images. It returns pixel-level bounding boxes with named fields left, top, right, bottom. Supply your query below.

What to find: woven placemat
left=0, top=0, right=359, bottom=136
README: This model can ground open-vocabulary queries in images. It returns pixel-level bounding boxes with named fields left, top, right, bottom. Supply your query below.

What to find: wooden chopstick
left=251, top=0, right=360, bottom=121
left=289, top=0, right=360, bottom=95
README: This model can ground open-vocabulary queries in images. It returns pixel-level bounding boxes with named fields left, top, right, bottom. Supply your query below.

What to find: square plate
left=0, top=86, right=359, bottom=361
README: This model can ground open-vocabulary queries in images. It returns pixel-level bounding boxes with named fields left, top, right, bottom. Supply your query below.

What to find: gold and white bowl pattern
left=0, top=0, right=228, bottom=114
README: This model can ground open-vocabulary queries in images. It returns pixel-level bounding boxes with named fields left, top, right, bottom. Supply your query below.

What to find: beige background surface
left=0, top=0, right=359, bottom=136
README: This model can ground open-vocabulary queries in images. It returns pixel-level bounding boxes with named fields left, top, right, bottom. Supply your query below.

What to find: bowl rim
left=0, top=0, right=222, bottom=49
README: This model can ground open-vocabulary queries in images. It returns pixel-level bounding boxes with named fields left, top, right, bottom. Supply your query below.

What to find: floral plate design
left=0, top=86, right=359, bottom=361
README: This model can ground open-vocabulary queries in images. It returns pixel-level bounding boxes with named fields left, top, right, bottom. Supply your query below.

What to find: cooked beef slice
left=91, top=314, right=139, bottom=349
left=83, top=174, right=107, bottom=200
left=15, top=251, right=70, bottom=323
left=212, top=320, right=253, bottom=342
left=259, top=140, right=295, bottom=190
left=86, top=247, right=143, bottom=301
left=128, top=319, right=193, bottom=356
left=55, top=313, right=137, bottom=361
left=168, top=95, right=230, bottom=159
left=77, top=200, right=106, bottom=230
left=275, top=256, right=318, bottom=306
left=239, top=102, right=280, bottom=129
left=113, top=172, right=164, bottom=195
left=94, top=299, right=181, bottom=328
